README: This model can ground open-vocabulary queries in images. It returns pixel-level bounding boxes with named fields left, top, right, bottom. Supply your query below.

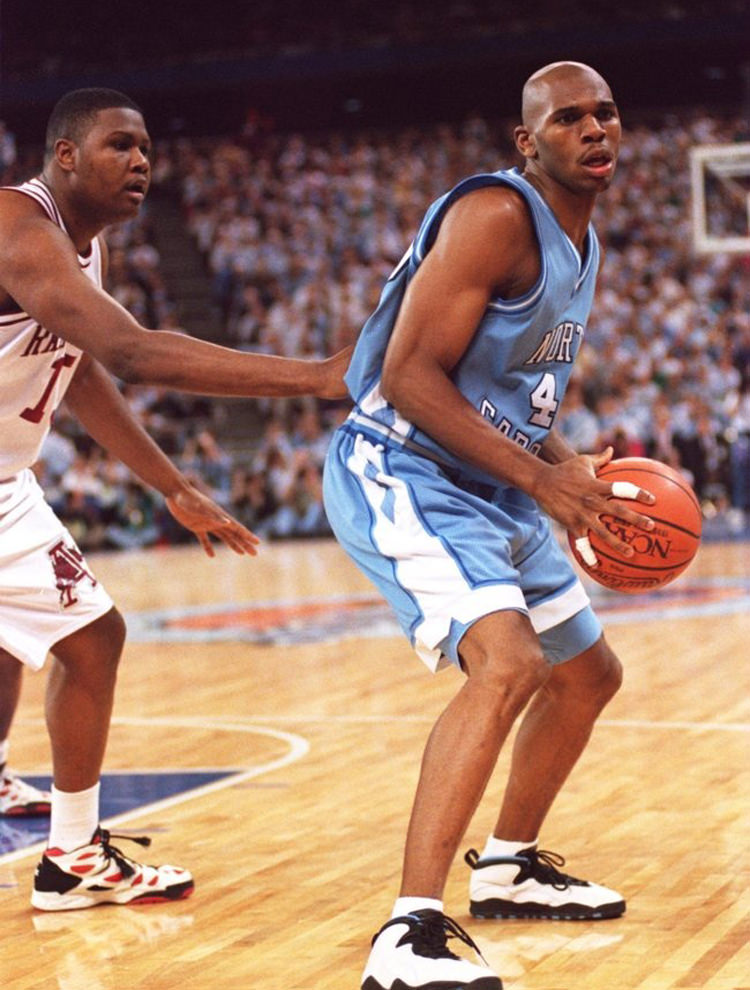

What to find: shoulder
left=0, top=186, right=64, bottom=240
left=425, top=182, right=538, bottom=291
left=0, top=185, right=47, bottom=218
left=445, top=181, right=533, bottom=228
left=0, top=188, right=80, bottom=291
left=435, top=182, right=536, bottom=256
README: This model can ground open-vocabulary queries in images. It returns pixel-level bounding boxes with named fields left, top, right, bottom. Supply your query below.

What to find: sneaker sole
left=31, top=879, right=194, bottom=912
left=470, top=898, right=625, bottom=921
left=362, top=977, right=502, bottom=990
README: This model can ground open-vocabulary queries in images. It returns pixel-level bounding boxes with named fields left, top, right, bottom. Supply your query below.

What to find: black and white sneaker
left=465, top=846, right=626, bottom=921
left=361, top=908, right=503, bottom=990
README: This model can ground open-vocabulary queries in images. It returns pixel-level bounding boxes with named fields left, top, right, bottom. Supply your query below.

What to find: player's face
left=522, top=74, right=621, bottom=195
left=72, top=107, right=151, bottom=221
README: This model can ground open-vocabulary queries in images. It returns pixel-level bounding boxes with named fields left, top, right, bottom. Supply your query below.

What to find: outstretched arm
left=0, top=192, right=351, bottom=399
left=64, top=356, right=259, bottom=557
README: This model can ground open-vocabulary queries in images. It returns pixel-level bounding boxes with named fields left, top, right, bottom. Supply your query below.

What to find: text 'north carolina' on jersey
left=0, top=178, right=103, bottom=478
left=343, top=167, right=600, bottom=489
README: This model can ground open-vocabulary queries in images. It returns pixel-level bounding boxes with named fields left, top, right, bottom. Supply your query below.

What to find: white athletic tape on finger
left=574, top=536, right=598, bottom=568
left=611, top=481, right=641, bottom=500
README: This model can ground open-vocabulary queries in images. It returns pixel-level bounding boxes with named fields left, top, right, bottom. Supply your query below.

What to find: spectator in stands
left=727, top=376, right=750, bottom=529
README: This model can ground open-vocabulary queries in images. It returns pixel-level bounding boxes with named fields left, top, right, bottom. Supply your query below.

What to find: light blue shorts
left=323, top=423, right=602, bottom=672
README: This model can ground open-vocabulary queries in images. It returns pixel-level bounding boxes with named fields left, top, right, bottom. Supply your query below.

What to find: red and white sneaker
left=31, top=827, right=194, bottom=911
left=0, top=771, right=51, bottom=816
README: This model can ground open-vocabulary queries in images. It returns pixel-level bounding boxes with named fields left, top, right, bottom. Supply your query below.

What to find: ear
left=54, top=138, right=77, bottom=173
left=514, top=124, right=537, bottom=160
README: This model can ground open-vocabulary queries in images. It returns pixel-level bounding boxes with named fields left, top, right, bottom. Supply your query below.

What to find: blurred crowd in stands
left=3, top=100, right=749, bottom=551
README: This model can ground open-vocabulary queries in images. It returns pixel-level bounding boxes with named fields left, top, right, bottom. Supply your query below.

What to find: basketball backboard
left=690, top=141, right=750, bottom=254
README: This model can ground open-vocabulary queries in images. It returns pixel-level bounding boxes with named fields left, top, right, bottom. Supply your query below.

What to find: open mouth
left=581, top=152, right=614, bottom=176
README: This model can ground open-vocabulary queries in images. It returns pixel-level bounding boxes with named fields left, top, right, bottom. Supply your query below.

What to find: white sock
left=48, top=782, right=100, bottom=852
left=482, top=835, right=538, bottom=859
left=391, top=896, right=443, bottom=918
left=0, top=738, right=9, bottom=772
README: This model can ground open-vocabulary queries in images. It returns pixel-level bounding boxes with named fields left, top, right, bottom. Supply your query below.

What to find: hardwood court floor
left=1, top=536, right=749, bottom=990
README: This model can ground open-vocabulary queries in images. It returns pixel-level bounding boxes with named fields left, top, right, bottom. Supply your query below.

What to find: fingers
left=216, top=524, right=260, bottom=556
left=574, top=484, right=657, bottom=563
left=590, top=446, right=614, bottom=471
left=198, top=532, right=215, bottom=558
left=574, top=535, right=598, bottom=568
left=167, top=491, right=260, bottom=557
left=610, top=480, right=655, bottom=504
left=611, top=481, right=641, bottom=500
left=198, top=525, right=259, bottom=557
left=581, top=504, right=654, bottom=560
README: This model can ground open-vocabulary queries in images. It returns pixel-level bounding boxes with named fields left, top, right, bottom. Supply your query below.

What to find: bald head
left=521, top=62, right=612, bottom=129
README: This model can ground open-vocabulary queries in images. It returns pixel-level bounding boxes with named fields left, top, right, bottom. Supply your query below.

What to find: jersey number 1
left=20, top=353, right=77, bottom=424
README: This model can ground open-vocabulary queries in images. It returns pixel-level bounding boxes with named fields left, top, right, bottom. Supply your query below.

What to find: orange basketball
left=567, top=456, right=702, bottom=594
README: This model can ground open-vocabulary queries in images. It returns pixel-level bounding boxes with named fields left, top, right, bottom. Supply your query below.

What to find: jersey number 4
left=528, top=372, right=559, bottom=428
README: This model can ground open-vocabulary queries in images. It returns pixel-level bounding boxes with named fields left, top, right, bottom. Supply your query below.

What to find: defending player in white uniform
left=0, top=88, right=348, bottom=911
left=0, top=179, right=114, bottom=668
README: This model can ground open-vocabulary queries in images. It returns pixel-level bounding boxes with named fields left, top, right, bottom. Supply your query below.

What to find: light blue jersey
left=324, top=167, right=602, bottom=672
left=344, top=167, right=600, bottom=488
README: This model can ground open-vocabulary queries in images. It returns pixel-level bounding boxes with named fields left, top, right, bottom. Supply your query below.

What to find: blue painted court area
left=0, top=770, right=236, bottom=858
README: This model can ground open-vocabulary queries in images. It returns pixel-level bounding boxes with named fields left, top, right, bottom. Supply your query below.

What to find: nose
left=131, top=148, right=149, bottom=171
left=581, top=115, right=606, bottom=141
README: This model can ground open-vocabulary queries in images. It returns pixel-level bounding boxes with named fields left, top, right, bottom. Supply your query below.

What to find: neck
left=521, top=168, right=596, bottom=252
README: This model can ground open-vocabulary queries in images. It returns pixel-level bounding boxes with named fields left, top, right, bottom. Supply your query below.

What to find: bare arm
left=0, top=193, right=350, bottom=399
left=540, top=426, right=585, bottom=464
left=380, top=186, right=652, bottom=552
left=64, top=356, right=259, bottom=557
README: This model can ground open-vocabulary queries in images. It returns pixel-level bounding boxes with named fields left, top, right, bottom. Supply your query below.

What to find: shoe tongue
left=410, top=908, right=442, bottom=920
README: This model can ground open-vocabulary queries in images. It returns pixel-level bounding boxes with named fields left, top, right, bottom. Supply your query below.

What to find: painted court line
left=0, top=721, right=309, bottom=866
left=185, top=713, right=750, bottom=733
left=4, top=712, right=746, bottom=867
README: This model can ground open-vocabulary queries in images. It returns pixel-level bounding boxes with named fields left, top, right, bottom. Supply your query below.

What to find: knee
left=465, top=641, right=550, bottom=716
left=101, top=608, right=127, bottom=663
left=53, top=607, right=127, bottom=677
left=556, top=637, right=623, bottom=710
left=591, top=640, right=623, bottom=703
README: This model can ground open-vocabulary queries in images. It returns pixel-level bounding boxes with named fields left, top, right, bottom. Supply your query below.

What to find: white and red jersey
left=0, top=177, right=103, bottom=478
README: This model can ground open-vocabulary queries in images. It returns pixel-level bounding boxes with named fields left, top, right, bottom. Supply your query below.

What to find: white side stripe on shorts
left=348, top=434, right=527, bottom=670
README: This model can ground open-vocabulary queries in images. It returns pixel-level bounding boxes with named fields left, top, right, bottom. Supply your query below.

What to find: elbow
left=101, top=343, right=152, bottom=385
left=380, top=364, right=406, bottom=412
left=106, top=352, right=143, bottom=384
left=381, top=356, right=425, bottom=420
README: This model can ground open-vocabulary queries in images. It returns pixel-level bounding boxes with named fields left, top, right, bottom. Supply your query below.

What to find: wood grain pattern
left=2, top=537, right=748, bottom=989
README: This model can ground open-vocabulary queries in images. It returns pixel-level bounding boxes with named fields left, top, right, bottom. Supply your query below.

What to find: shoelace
left=376, top=909, right=489, bottom=965
left=464, top=846, right=585, bottom=890
left=96, top=828, right=152, bottom=879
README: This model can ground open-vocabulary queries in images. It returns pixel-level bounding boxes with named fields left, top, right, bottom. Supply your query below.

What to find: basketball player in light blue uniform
left=323, top=62, right=656, bottom=990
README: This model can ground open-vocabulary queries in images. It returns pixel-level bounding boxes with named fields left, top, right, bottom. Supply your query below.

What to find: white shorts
left=0, top=470, right=114, bottom=670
